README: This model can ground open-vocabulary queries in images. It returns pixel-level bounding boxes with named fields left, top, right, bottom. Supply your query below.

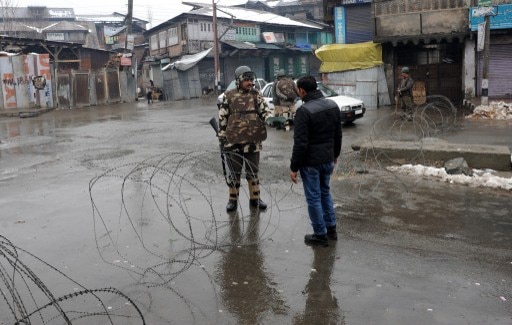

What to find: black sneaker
left=327, top=226, right=337, bottom=241
left=304, top=234, right=328, bottom=247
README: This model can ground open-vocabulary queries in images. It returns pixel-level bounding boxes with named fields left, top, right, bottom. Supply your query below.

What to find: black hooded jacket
left=290, top=89, right=342, bottom=172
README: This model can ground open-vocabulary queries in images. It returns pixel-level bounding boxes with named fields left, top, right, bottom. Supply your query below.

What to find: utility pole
left=125, top=0, right=133, bottom=53
left=479, top=0, right=493, bottom=106
left=481, top=14, right=490, bottom=106
left=212, top=0, right=220, bottom=93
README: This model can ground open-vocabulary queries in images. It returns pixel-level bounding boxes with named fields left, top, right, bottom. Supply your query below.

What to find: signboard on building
left=121, top=54, right=132, bottom=66
left=470, top=4, right=512, bottom=31
left=221, top=28, right=236, bottom=41
left=472, top=6, right=496, bottom=17
left=478, top=0, right=491, bottom=6
left=263, top=32, right=276, bottom=43
left=334, top=7, right=346, bottom=44
left=263, top=32, right=284, bottom=44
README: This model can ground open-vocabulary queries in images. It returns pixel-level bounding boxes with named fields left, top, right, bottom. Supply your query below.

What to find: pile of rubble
left=466, top=101, right=512, bottom=120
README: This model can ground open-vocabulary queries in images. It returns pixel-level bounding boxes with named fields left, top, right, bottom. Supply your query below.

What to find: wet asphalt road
left=0, top=99, right=511, bottom=325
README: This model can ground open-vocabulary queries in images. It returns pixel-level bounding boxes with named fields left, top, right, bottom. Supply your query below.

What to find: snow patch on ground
left=387, top=164, right=512, bottom=191
left=466, top=101, right=512, bottom=120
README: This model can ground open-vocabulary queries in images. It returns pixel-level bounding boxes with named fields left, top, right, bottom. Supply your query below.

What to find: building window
left=150, top=34, right=158, bottom=50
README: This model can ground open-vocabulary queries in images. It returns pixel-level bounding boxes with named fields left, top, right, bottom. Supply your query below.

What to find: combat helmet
left=276, top=69, right=286, bottom=78
left=234, top=65, right=256, bottom=88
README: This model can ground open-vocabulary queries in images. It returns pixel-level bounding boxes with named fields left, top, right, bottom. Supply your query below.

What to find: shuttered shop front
left=345, top=4, right=372, bottom=44
left=477, top=44, right=512, bottom=98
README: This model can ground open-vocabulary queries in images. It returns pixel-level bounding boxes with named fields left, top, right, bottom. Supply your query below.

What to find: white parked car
left=261, top=81, right=366, bottom=124
left=216, top=78, right=267, bottom=108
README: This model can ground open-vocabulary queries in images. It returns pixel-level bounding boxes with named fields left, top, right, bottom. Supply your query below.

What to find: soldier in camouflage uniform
left=272, top=69, right=298, bottom=122
left=398, top=66, right=414, bottom=120
left=218, top=66, right=272, bottom=212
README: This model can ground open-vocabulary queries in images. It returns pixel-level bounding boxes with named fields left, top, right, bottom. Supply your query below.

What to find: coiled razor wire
left=332, top=95, right=464, bottom=204
left=0, top=236, right=145, bottom=325
left=87, top=150, right=301, bottom=323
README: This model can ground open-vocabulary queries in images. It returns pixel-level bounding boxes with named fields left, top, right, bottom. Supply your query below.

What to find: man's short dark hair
left=296, top=76, right=317, bottom=93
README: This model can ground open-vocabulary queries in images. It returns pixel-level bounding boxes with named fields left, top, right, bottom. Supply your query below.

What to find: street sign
left=479, top=0, right=491, bottom=6
left=472, top=6, right=496, bottom=17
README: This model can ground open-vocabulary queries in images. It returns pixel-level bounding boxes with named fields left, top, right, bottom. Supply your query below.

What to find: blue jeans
left=300, top=162, right=336, bottom=236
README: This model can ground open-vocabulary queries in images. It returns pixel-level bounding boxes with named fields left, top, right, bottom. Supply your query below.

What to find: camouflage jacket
left=218, top=88, right=271, bottom=153
left=276, top=77, right=298, bottom=104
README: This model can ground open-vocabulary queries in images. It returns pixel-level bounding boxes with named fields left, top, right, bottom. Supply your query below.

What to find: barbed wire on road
left=87, top=150, right=304, bottom=323
left=0, top=235, right=146, bottom=325
left=329, top=95, right=466, bottom=211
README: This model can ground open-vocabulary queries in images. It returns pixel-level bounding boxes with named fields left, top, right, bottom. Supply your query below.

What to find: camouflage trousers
left=274, top=103, right=296, bottom=118
left=224, top=151, right=260, bottom=186
left=399, top=95, right=414, bottom=113
left=224, top=151, right=261, bottom=201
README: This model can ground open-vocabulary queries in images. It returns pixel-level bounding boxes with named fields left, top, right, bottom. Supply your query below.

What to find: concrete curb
left=352, top=137, right=512, bottom=171
left=0, top=107, right=56, bottom=118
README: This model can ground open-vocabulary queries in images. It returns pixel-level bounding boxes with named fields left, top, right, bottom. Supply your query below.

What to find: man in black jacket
left=290, top=76, right=342, bottom=247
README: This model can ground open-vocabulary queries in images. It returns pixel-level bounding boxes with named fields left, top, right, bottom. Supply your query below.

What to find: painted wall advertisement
left=1, top=53, right=54, bottom=110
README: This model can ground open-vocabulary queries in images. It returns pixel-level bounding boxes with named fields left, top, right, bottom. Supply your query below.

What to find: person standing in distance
left=218, top=66, right=271, bottom=212
left=290, top=76, right=342, bottom=247
left=397, top=67, right=414, bottom=120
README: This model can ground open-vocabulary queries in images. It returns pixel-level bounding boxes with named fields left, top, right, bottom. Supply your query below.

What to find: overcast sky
left=13, top=0, right=248, bottom=28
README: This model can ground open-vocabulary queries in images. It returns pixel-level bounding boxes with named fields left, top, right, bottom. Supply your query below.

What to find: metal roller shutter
left=477, top=44, right=512, bottom=98
left=345, top=4, right=373, bottom=44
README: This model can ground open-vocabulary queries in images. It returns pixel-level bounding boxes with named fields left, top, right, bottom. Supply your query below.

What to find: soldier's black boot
left=248, top=179, right=267, bottom=211
left=226, top=200, right=238, bottom=212
left=226, top=187, right=239, bottom=212
left=249, top=199, right=267, bottom=210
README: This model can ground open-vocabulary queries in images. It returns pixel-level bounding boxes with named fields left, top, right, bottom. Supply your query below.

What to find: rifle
left=209, top=116, right=230, bottom=186
left=209, top=116, right=219, bottom=135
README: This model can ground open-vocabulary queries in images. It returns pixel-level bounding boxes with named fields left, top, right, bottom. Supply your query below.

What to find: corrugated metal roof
left=188, top=6, right=321, bottom=29
left=44, top=21, right=88, bottom=32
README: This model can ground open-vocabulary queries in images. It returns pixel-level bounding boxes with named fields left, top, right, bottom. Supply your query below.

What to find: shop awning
left=162, top=47, right=212, bottom=71
left=221, top=40, right=281, bottom=50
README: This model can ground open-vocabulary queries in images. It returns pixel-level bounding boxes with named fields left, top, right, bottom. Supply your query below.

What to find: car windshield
left=317, top=83, right=339, bottom=97
left=262, top=81, right=338, bottom=99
